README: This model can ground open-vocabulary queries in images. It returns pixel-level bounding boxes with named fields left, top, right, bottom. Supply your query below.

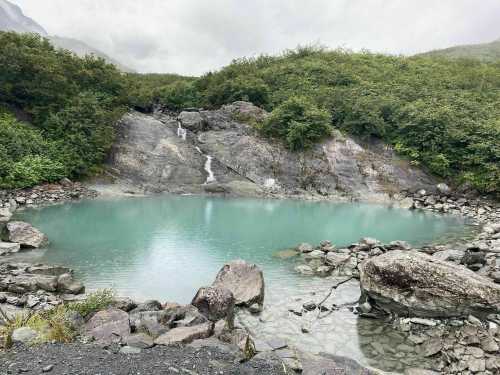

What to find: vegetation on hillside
left=146, top=47, right=500, bottom=196
left=419, top=38, right=500, bottom=62
left=0, top=32, right=128, bottom=188
left=1, top=31, right=499, bottom=196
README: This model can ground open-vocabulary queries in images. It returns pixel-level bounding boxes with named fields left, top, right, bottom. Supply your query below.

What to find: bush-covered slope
left=419, top=38, right=500, bottom=62
left=1, top=31, right=499, bottom=197
left=149, top=47, right=500, bottom=196
left=0, top=32, right=128, bottom=188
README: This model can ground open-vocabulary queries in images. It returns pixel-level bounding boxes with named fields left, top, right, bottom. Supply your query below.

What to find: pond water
left=13, top=194, right=469, bottom=372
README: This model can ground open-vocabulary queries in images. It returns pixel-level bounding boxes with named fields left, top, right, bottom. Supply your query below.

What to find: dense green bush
left=261, top=96, right=332, bottom=150
left=0, top=31, right=128, bottom=188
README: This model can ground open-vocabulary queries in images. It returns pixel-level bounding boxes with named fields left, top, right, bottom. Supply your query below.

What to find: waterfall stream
left=195, top=146, right=216, bottom=184
left=177, top=120, right=187, bottom=140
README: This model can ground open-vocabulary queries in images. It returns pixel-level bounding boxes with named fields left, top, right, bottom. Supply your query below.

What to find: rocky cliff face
left=108, top=102, right=437, bottom=200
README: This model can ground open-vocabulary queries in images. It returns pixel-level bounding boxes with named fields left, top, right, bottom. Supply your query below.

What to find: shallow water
left=12, top=194, right=469, bottom=372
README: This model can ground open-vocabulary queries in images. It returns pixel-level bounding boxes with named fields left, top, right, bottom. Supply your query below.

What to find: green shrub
left=68, top=289, right=115, bottom=318
left=262, top=96, right=332, bottom=150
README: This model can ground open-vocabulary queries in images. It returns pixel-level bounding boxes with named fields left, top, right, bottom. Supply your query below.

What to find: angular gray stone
left=212, top=260, right=264, bottom=308
left=325, top=253, right=351, bottom=267
left=360, top=250, right=500, bottom=318
left=0, top=208, right=12, bottom=224
left=3, top=221, right=48, bottom=248
left=0, top=242, right=20, bottom=255
left=296, top=243, right=313, bottom=253
left=12, top=327, right=39, bottom=345
left=178, top=111, right=204, bottom=132
left=154, top=322, right=213, bottom=345
left=124, top=333, right=154, bottom=349
left=85, top=308, right=130, bottom=344
left=57, top=273, right=85, bottom=294
left=191, top=286, right=234, bottom=328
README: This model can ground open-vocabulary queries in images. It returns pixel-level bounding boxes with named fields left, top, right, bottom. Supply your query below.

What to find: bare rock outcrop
left=108, top=102, right=437, bottom=200
left=360, top=250, right=500, bottom=318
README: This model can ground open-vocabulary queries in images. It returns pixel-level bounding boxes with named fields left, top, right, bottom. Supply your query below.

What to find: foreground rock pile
left=0, top=263, right=85, bottom=314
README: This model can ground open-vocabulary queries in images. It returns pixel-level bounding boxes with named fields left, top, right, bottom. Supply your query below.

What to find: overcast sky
left=11, top=0, right=500, bottom=76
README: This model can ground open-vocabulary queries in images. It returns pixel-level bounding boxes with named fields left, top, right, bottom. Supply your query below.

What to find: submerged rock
left=213, top=260, right=265, bottom=308
left=3, top=221, right=48, bottom=248
left=360, top=250, right=500, bottom=318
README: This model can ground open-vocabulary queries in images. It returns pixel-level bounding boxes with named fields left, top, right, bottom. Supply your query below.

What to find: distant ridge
left=0, top=0, right=134, bottom=72
left=418, top=38, right=500, bottom=62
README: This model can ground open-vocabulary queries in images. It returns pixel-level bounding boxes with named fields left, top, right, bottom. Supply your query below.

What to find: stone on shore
left=57, top=273, right=85, bottom=294
left=0, top=242, right=20, bottom=255
left=11, top=327, right=39, bottom=345
left=191, top=286, right=235, bottom=328
left=154, top=322, right=213, bottom=345
left=212, top=260, right=265, bottom=308
left=3, top=221, right=48, bottom=248
left=0, top=208, right=12, bottom=226
left=85, top=308, right=130, bottom=344
left=360, top=250, right=500, bottom=318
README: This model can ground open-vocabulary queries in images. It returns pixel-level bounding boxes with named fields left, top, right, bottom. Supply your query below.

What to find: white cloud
left=11, top=0, right=500, bottom=75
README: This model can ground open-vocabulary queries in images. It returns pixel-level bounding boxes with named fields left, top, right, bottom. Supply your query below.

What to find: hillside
left=419, top=38, right=500, bottom=62
left=0, top=0, right=133, bottom=72
left=0, top=32, right=499, bottom=197
left=136, top=47, right=500, bottom=196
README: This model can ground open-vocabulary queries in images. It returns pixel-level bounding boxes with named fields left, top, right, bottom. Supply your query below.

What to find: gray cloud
left=11, top=0, right=500, bottom=75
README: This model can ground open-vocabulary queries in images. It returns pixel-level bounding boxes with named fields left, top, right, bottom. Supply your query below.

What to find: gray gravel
left=0, top=343, right=286, bottom=375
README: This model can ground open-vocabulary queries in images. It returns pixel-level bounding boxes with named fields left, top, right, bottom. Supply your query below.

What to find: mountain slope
left=48, top=36, right=134, bottom=72
left=0, top=0, right=47, bottom=35
left=0, top=0, right=133, bottom=72
left=419, top=38, right=500, bottom=62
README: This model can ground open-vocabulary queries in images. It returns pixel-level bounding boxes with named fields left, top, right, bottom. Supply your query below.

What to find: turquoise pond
left=12, top=194, right=473, bottom=372
left=13, top=194, right=469, bottom=304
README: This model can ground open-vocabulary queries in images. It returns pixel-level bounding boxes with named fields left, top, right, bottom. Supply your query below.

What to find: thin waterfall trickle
left=195, top=146, right=216, bottom=184
left=177, top=120, right=187, bottom=140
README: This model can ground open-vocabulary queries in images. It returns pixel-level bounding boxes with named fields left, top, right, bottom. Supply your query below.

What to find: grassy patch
left=0, top=290, right=115, bottom=348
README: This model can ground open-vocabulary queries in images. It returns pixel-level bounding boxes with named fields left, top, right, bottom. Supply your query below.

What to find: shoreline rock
left=359, top=250, right=500, bottom=318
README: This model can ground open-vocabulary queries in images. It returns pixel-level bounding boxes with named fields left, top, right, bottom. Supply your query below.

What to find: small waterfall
left=204, top=155, right=216, bottom=184
left=264, top=178, right=276, bottom=188
left=195, top=146, right=216, bottom=184
left=177, top=120, right=187, bottom=140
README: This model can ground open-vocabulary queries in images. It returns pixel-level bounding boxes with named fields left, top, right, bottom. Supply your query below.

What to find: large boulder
left=85, top=308, right=130, bottom=344
left=360, top=250, right=500, bottom=318
left=3, top=221, right=48, bottom=248
left=212, top=260, right=265, bottom=308
left=178, top=111, right=204, bottom=132
left=191, top=286, right=235, bottom=328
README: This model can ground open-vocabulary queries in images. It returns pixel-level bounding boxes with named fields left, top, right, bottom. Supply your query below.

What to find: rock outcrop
left=107, top=102, right=437, bottom=200
left=360, top=250, right=500, bottom=318
left=212, top=260, right=265, bottom=309
left=2, top=221, right=48, bottom=249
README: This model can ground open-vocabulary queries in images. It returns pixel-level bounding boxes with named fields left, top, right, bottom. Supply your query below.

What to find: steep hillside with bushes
left=1, top=31, right=499, bottom=197
left=0, top=32, right=128, bottom=188
left=145, top=47, right=500, bottom=196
